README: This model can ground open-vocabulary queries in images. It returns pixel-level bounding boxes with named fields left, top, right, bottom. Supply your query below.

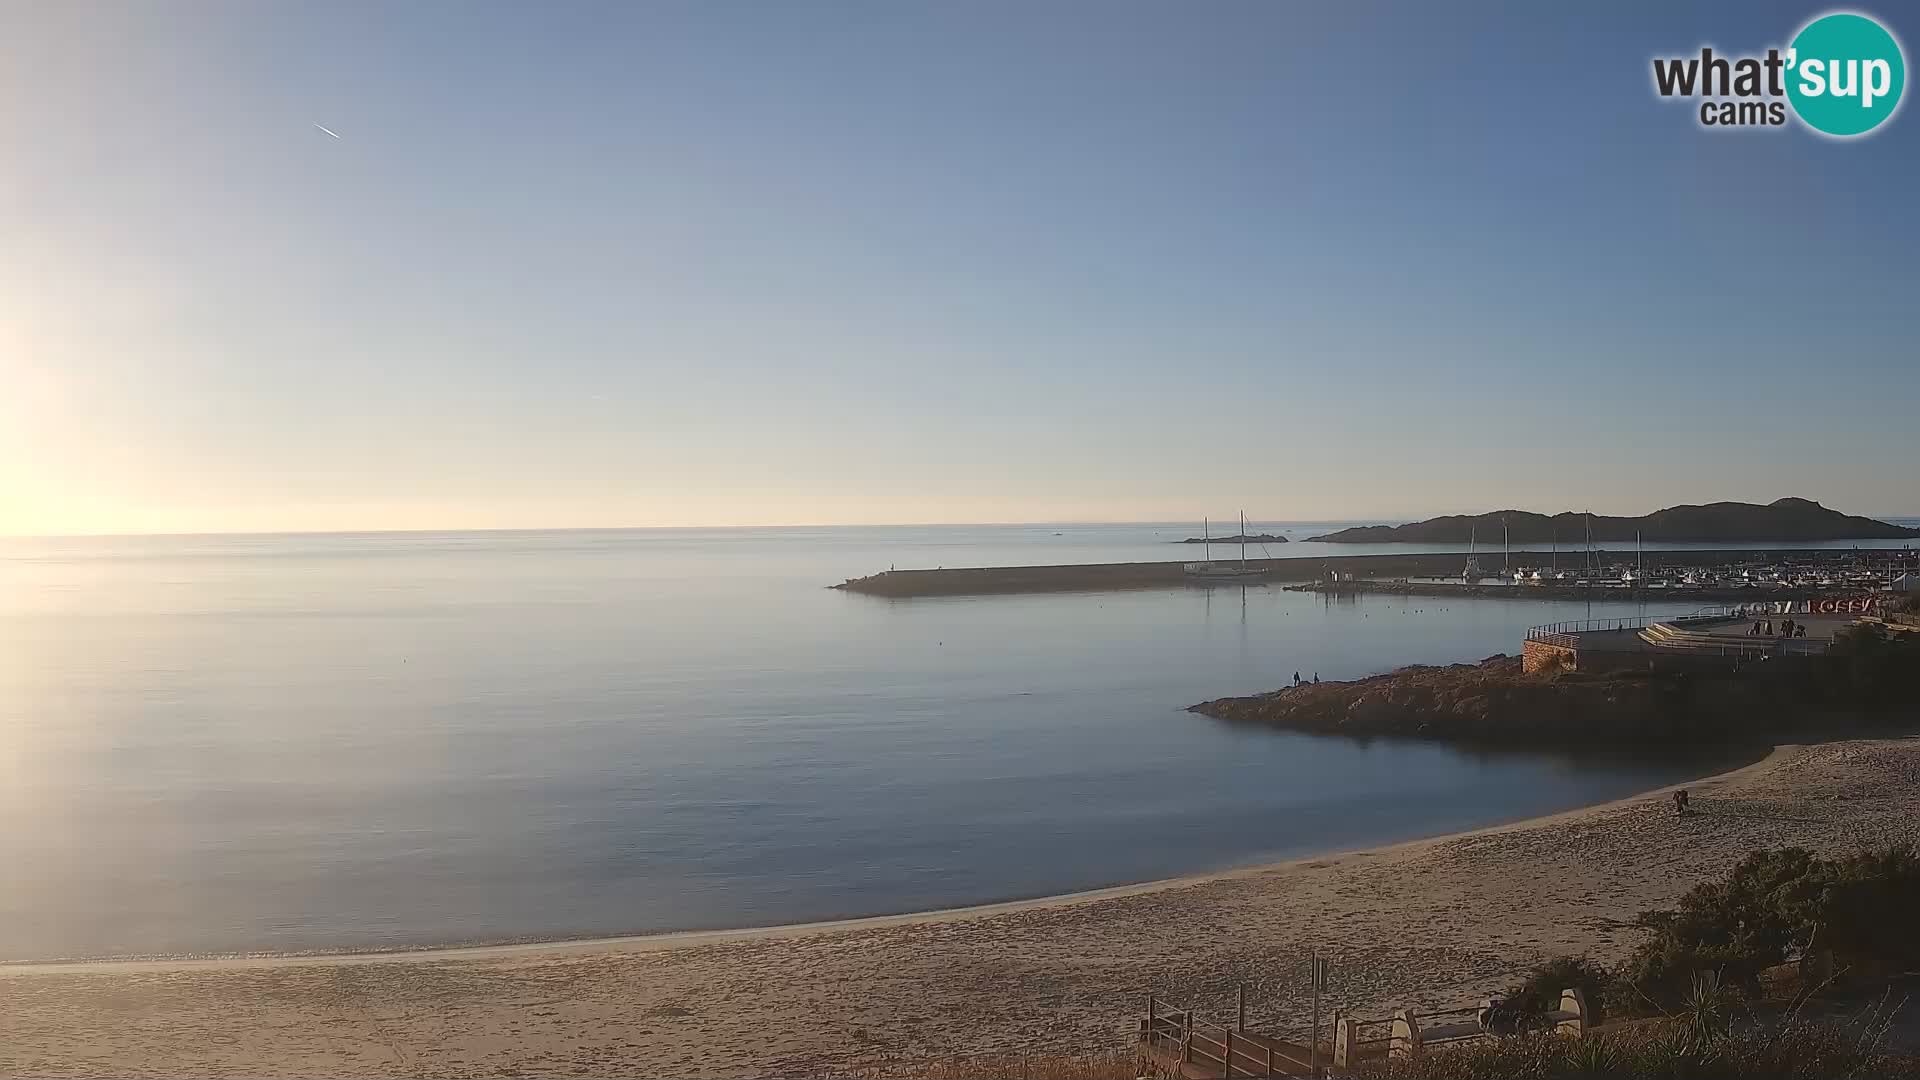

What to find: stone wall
left=1522, top=639, right=1577, bottom=673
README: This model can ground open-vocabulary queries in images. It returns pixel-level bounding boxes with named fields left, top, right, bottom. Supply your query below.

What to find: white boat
left=1185, top=513, right=1267, bottom=581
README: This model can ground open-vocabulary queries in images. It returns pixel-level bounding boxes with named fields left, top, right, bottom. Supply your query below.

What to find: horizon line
left=0, top=518, right=1392, bottom=543
left=3, top=510, right=1917, bottom=545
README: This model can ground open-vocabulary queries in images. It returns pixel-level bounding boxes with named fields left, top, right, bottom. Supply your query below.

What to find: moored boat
left=1185, top=512, right=1268, bottom=581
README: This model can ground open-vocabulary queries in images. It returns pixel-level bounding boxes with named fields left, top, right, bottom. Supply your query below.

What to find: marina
left=1304, top=547, right=1917, bottom=603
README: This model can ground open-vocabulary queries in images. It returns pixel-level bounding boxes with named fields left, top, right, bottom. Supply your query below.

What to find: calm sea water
left=2, top=523, right=1911, bottom=962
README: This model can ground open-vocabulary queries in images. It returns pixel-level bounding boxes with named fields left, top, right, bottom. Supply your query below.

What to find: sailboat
left=1185, top=512, right=1267, bottom=581
left=1462, top=526, right=1491, bottom=581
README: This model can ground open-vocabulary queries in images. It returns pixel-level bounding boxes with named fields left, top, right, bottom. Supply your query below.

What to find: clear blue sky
left=2, top=1, right=1913, bottom=533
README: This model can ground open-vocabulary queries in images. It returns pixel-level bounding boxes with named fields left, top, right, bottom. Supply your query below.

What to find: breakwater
left=831, top=548, right=1862, bottom=598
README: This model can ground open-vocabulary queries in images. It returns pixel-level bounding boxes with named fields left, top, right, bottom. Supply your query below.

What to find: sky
left=2, top=1, right=1915, bottom=535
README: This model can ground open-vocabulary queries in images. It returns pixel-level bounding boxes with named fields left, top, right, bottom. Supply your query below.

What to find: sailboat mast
left=1204, top=517, right=1211, bottom=567
left=1239, top=510, right=1247, bottom=569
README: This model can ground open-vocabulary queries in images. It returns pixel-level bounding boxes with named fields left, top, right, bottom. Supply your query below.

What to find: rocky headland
left=1190, top=656, right=1793, bottom=746
left=1306, top=498, right=1919, bottom=544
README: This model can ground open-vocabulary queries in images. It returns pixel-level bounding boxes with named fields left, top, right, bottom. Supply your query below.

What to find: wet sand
left=4, top=737, right=1917, bottom=1078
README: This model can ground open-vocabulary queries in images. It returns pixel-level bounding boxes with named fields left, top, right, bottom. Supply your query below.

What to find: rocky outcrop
left=1189, top=656, right=1786, bottom=745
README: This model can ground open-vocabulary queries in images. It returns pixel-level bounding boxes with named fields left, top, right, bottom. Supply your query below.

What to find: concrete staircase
left=1638, top=620, right=1777, bottom=655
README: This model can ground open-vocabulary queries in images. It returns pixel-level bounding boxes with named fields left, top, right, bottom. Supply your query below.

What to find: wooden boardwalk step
left=1138, top=1010, right=1324, bottom=1078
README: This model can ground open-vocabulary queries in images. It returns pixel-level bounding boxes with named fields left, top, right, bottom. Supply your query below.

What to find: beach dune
left=4, top=737, right=1917, bottom=1078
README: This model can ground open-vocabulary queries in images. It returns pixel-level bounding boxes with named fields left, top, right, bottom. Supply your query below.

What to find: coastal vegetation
left=1614, top=844, right=1920, bottom=1007
left=1388, top=844, right=1920, bottom=1078
left=1355, top=1016, right=1920, bottom=1079
left=1305, top=497, right=1920, bottom=544
left=848, top=1017, right=1920, bottom=1080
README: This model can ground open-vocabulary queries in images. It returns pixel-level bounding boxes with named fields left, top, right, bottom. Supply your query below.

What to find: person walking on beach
left=1672, top=788, right=1690, bottom=815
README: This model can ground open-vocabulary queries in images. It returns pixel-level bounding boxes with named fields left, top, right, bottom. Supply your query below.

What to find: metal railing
left=1525, top=607, right=1746, bottom=646
left=1525, top=618, right=1644, bottom=643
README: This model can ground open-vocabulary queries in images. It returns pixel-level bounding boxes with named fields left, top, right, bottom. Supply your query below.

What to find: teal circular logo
left=1786, top=12, right=1906, bottom=137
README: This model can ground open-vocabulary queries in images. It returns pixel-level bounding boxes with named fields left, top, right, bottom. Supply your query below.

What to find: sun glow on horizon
left=4, top=5, right=1916, bottom=541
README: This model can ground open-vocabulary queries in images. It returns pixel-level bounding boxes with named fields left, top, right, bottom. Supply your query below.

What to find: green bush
left=1505, top=955, right=1611, bottom=1025
left=1816, top=843, right=1920, bottom=972
left=1618, top=844, right=1920, bottom=1009
left=1356, top=1017, right=1920, bottom=1079
left=1619, top=847, right=1825, bottom=1004
left=1818, top=623, right=1919, bottom=703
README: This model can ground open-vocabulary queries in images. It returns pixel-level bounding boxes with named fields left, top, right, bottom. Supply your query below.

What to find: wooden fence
left=1332, top=988, right=1591, bottom=1067
left=1143, top=984, right=1601, bottom=1076
left=1140, top=995, right=1321, bottom=1078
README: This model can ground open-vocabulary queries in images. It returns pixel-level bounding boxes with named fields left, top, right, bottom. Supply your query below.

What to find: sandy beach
left=4, top=735, right=1917, bottom=1078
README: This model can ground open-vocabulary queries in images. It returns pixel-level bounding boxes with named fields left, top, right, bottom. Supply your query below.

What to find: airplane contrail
left=313, top=122, right=342, bottom=139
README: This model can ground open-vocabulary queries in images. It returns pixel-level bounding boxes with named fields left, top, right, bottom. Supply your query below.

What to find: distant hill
left=1304, top=499, right=1920, bottom=544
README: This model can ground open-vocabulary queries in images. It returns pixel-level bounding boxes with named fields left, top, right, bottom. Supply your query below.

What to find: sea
left=2, top=522, right=1914, bottom=961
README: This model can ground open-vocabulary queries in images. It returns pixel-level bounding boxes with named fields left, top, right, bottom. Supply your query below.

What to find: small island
left=1176, top=533, right=1288, bottom=545
left=1306, top=497, right=1919, bottom=544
